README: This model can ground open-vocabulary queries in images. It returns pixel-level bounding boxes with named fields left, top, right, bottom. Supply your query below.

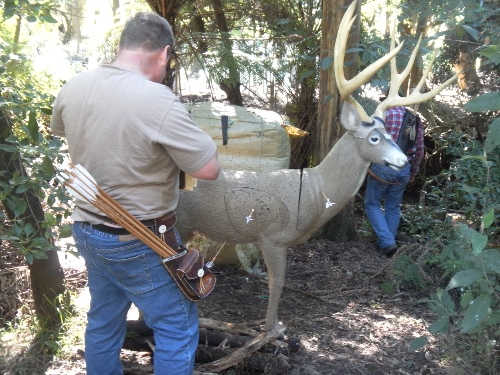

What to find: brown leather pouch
left=155, top=212, right=216, bottom=301
left=161, top=249, right=216, bottom=301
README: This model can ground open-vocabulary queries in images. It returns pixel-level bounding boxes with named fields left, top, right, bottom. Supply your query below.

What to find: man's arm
left=188, top=152, right=221, bottom=180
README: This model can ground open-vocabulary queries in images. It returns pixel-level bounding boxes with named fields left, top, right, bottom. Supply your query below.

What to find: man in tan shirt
left=51, top=12, right=220, bottom=375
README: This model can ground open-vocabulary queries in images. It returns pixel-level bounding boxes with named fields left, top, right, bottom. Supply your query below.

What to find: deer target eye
left=369, top=136, right=380, bottom=144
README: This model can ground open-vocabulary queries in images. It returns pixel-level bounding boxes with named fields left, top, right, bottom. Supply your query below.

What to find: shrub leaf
left=409, top=336, right=428, bottom=351
left=446, top=269, right=483, bottom=290
left=461, top=294, right=491, bottom=333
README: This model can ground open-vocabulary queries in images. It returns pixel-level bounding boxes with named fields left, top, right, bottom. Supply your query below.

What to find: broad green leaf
left=15, top=184, right=28, bottom=194
left=461, top=155, right=486, bottom=162
left=479, top=45, right=500, bottom=65
left=40, top=14, right=58, bottom=24
left=0, top=144, right=18, bottom=152
left=471, top=232, right=488, bottom=255
left=28, top=111, right=39, bottom=142
left=456, top=222, right=478, bottom=242
left=488, top=311, right=500, bottom=325
left=41, top=155, right=55, bottom=177
left=346, top=47, right=364, bottom=53
left=31, top=250, right=49, bottom=259
left=0, top=235, right=21, bottom=241
left=59, top=225, right=73, bottom=238
left=482, top=209, right=495, bottom=229
left=446, top=269, right=483, bottom=290
left=485, top=118, right=500, bottom=152
left=461, top=25, right=480, bottom=41
left=461, top=294, right=491, bottom=333
left=298, top=70, right=314, bottom=81
left=409, top=336, right=428, bottom=351
left=464, top=92, right=500, bottom=112
left=24, top=223, right=35, bottom=237
left=24, top=252, right=34, bottom=264
left=480, top=249, right=500, bottom=274
left=45, top=212, right=56, bottom=226
left=6, top=196, right=27, bottom=218
left=3, top=1, right=18, bottom=19
left=440, top=289, right=456, bottom=310
left=429, top=315, right=449, bottom=334
left=460, top=290, right=474, bottom=309
left=276, top=18, right=291, bottom=25
left=30, top=237, right=52, bottom=249
left=321, top=56, right=333, bottom=70
left=432, top=289, right=457, bottom=316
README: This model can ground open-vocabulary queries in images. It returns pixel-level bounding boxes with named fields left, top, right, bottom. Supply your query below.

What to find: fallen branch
left=199, top=317, right=263, bottom=336
left=195, top=327, right=286, bottom=373
left=199, top=328, right=253, bottom=348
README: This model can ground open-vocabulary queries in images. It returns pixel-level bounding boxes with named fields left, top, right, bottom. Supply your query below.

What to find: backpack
left=396, top=108, right=420, bottom=155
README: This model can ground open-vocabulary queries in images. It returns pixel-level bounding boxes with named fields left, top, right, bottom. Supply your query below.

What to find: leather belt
left=78, top=206, right=175, bottom=236
left=91, top=224, right=139, bottom=235
left=367, top=168, right=399, bottom=185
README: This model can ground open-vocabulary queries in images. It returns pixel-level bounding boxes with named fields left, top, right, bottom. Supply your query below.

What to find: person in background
left=50, top=12, right=220, bottom=375
left=364, top=105, right=424, bottom=257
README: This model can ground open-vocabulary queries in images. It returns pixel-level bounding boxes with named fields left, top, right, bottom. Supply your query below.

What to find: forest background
left=0, top=0, right=499, bottom=374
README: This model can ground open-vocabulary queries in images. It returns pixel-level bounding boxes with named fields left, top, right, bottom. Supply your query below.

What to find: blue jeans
left=72, top=222, right=198, bottom=375
left=364, top=163, right=411, bottom=250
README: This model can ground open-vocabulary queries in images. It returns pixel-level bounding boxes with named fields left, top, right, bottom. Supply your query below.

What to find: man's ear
left=161, top=45, right=171, bottom=65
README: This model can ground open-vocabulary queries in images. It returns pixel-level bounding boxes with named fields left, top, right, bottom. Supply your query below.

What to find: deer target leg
left=259, top=242, right=288, bottom=332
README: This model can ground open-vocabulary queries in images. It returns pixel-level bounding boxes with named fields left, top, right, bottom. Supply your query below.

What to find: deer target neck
left=313, top=133, right=369, bottom=200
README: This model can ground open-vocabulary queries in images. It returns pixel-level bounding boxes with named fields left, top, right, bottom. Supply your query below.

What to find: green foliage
left=480, top=45, right=500, bottom=66
left=199, top=36, right=261, bottom=89
left=404, top=47, right=500, bottom=371
left=401, top=205, right=450, bottom=241
left=2, top=0, right=58, bottom=23
left=379, top=281, right=396, bottom=295
left=421, top=135, right=500, bottom=226
left=465, top=92, right=500, bottom=113
left=427, top=219, right=499, bottom=351
left=176, top=0, right=321, bottom=111
left=393, top=254, right=432, bottom=289
left=464, top=66, right=500, bottom=153
left=0, top=1, right=73, bottom=264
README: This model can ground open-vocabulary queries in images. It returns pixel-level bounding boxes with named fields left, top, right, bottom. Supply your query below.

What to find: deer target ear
left=340, top=101, right=362, bottom=132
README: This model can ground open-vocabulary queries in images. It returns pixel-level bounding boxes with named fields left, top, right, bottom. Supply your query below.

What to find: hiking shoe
left=380, top=244, right=398, bottom=257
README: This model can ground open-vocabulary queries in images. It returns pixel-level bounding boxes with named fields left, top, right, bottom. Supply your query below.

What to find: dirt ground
left=0, top=236, right=451, bottom=375
left=193, top=239, right=445, bottom=375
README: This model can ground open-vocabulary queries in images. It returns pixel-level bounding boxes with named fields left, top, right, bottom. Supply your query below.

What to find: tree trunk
left=145, top=0, right=243, bottom=105
left=0, top=110, right=66, bottom=328
left=315, top=0, right=361, bottom=242
left=69, top=0, right=83, bottom=53
left=400, top=0, right=430, bottom=96
left=188, top=0, right=208, bottom=53
left=211, top=0, right=243, bottom=106
left=453, top=49, right=481, bottom=96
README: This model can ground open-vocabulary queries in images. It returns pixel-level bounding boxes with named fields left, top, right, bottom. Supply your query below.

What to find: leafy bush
left=408, top=49, right=500, bottom=371
left=0, top=10, right=73, bottom=263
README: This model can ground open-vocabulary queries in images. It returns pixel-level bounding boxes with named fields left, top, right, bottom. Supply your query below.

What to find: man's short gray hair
left=119, top=12, right=175, bottom=52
